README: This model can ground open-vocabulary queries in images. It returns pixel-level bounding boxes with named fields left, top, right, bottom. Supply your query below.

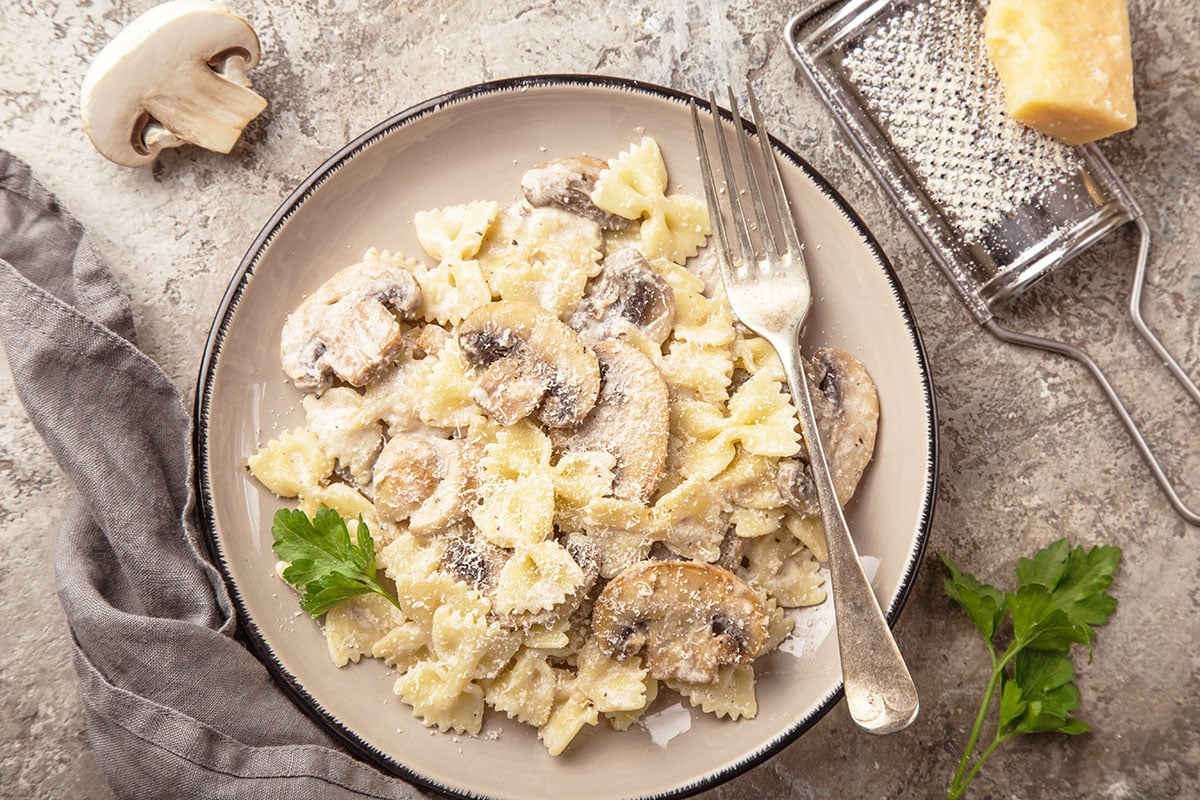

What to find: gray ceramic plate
left=195, top=75, right=937, bottom=800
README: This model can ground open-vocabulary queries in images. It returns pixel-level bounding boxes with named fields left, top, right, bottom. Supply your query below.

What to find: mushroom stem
left=143, top=61, right=266, bottom=154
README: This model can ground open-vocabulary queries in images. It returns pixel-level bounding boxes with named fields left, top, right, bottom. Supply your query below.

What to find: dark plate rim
left=193, top=72, right=939, bottom=800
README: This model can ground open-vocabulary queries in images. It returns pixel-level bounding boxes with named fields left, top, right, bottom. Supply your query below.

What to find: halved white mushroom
left=372, top=434, right=471, bottom=535
left=81, top=0, right=268, bottom=167
left=568, top=247, right=676, bottom=344
left=521, top=156, right=629, bottom=230
left=551, top=339, right=669, bottom=503
left=591, top=560, right=767, bottom=684
left=777, top=347, right=880, bottom=515
left=457, top=300, right=600, bottom=428
left=280, top=261, right=422, bottom=393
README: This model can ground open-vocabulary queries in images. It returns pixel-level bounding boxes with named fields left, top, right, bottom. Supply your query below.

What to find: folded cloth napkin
left=0, top=150, right=427, bottom=799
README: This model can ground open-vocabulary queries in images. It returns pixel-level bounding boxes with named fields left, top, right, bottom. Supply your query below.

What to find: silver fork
left=691, top=86, right=919, bottom=734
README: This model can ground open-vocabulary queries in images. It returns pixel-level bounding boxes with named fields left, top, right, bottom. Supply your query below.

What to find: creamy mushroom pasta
left=247, top=136, right=879, bottom=754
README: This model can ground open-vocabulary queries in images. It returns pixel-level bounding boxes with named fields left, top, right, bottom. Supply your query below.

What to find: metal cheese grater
left=785, top=0, right=1200, bottom=525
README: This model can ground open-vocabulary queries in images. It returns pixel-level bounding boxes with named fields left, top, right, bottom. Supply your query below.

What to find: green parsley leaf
left=1007, top=587, right=1089, bottom=652
left=1006, top=650, right=1088, bottom=737
left=940, top=553, right=1007, bottom=645
left=943, top=539, right=1120, bottom=800
left=270, top=507, right=401, bottom=619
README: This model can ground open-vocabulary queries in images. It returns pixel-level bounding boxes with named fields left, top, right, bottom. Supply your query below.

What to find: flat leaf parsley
left=941, top=539, right=1121, bottom=799
left=271, top=507, right=401, bottom=618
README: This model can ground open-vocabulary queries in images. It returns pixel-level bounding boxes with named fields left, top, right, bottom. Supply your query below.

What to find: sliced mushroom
left=81, top=0, right=268, bottom=167
left=280, top=261, right=421, bottom=393
left=592, top=560, right=767, bottom=684
left=777, top=347, right=879, bottom=515
left=442, top=530, right=510, bottom=592
left=373, top=434, right=471, bottom=535
left=521, top=156, right=629, bottom=230
left=569, top=247, right=676, bottom=344
left=457, top=300, right=600, bottom=428
left=550, top=339, right=669, bottom=503
left=714, top=527, right=748, bottom=573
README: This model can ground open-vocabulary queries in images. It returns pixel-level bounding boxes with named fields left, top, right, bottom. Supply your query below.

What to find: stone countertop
left=2, top=1, right=1197, bottom=798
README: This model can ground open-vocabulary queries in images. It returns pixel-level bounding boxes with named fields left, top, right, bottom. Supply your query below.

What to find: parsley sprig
left=270, top=507, right=402, bottom=618
left=941, top=539, right=1121, bottom=799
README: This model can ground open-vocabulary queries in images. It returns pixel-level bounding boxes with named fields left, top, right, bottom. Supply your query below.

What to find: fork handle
left=777, top=337, right=920, bottom=734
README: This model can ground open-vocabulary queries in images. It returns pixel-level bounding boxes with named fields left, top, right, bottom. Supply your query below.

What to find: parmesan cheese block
left=984, top=0, right=1137, bottom=146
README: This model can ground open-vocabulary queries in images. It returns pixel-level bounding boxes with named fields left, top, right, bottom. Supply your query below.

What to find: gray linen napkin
left=0, top=150, right=426, bottom=800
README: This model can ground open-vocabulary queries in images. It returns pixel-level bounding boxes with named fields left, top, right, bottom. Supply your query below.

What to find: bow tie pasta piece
left=247, top=428, right=376, bottom=525
left=738, top=528, right=826, bottom=609
left=660, top=260, right=736, bottom=348
left=483, top=647, right=562, bottom=728
left=491, top=541, right=587, bottom=617
left=476, top=203, right=603, bottom=317
left=416, top=337, right=487, bottom=430
left=539, top=693, right=600, bottom=757
left=411, top=259, right=493, bottom=327
left=415, top=201, right=499, bottom=262
left=394, top=659, right=487, bottom=735
left=323, top=592, right=409, bottom=667
left=673, top=369, right=802, bottom=482
left=429, top=605, right=522, bottom=685
left=667, top=664, right=757, bottom=721
left=471, top=421, right=557, bottom=548
left=590, top=136, right=711, bottom=264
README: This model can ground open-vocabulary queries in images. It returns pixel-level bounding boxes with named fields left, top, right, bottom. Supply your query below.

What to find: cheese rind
left=984, top=0, right=1137, bottom=146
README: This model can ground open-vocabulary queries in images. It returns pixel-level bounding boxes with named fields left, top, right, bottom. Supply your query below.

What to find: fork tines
left=689, top=85, right=804, bottom=275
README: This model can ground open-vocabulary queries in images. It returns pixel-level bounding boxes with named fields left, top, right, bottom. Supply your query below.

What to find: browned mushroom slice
left=550, top=339, right=669, bottom=503
left=280, top=261, right=422, bottom=392
left=569, top=247, right=676, bottom=344
left=776, top=347, right=880, bottom=515
left=521, top=156, right=630, bottom=230
left=457, top=300, right=601, bottom=428
left=373, top=434, right=471, bottom=535
left=591, top=560, right=767, bottom=684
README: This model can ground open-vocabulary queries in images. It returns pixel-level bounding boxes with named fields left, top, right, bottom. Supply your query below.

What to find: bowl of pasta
left=195, top=75, right=937, bottom=800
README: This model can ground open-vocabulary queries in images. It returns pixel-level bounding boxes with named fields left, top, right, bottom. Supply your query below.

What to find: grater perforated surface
left=839, top=0, right=1082, bottom=241
left=788, top=0, right=1137, bottom=318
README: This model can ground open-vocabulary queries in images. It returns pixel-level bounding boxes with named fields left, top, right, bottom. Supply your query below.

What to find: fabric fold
left=0, top=150, right=423, bottom=799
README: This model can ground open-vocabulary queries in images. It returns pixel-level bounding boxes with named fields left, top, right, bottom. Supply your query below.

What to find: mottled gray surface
left=1, top=1, right=1197, bottom=799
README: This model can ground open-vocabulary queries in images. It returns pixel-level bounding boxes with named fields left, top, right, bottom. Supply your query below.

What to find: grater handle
left=985, top=223, right=1200, bottom=527
left=1128, top=218, right=1200, bottom=410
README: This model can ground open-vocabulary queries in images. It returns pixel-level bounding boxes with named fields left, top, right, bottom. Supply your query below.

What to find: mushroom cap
left=569, top=247, right=676, bottom=345
left=550, top=338, right=669, bottom=503
left=81, top=0, right=265, bottom=167
left=777, top=347, right=879, bottom=515
left=457, top=300, right=601, bottom=428
left=521, top=156, right=630, bottom=230
left=591, top=560, right=768, bottom=684
left=373, top=434, right=473, bottom=536
left=279, top=261, right=421, bottom=392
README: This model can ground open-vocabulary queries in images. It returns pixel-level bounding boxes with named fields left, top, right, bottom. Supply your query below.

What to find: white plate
left=195, top=75, right=937, bottom=800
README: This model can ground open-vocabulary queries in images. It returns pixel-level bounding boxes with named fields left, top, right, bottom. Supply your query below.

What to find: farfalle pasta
left=248, top=135, right=881, bottom=755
